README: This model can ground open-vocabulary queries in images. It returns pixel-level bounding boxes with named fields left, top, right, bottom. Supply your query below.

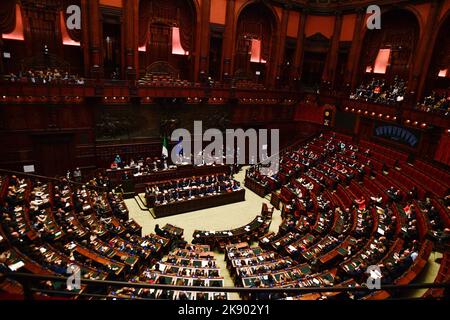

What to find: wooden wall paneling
left=31, top=132, right=75, bottom=176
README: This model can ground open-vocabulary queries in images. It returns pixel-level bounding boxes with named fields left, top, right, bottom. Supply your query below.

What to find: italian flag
left=162, top=135, right=169, bottom=158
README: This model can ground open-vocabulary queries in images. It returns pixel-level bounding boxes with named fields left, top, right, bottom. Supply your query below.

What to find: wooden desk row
left=151, top=189, right=245, bottom=218
left=192, top=213, right=270, bottom=250
left=106, top=164, right=230, bottom=192
left=244, top=176, right=269, bottom=197
left=65, top=242, right=126, bottom=277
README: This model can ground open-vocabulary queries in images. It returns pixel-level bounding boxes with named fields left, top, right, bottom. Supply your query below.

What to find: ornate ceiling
left=269, top=0, right=425, bottom=13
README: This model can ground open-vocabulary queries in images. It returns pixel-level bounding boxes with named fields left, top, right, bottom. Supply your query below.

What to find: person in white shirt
left=73, top=168, right=82, bottom=182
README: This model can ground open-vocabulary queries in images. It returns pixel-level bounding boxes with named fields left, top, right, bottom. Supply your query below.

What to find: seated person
left=355, top=197, right=366, bottom=211
left=110, top=161, right=118, bottom=170
left=408, top=186, right=418, bottom=200
left=154, top=224, right=166, bottom=237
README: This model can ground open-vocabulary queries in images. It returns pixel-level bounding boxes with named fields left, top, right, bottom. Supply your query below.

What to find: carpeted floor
left=125, top=167, right=442, bottom=299
left=125, top=167, right=282, bottom=243
left=125, top=167, right=282, bottom=300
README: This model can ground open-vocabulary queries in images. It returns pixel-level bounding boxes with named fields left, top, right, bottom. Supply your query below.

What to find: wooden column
left=55, top=10, right=64, bottom=60
left=22, top=4, right=33, bottom=58
left=322, top=12, right=342, bottom=86
left=134, top=0, right=139, bottom=79
left=88, top=0, right=103, bottom=79
left=345, top=8, right=365, bottom=89
left=291, top=9, right=307, bottom=87
left=123, top=0, right=138, bottom=80
left=269, top=5, right=289, bottom=88
left=199, top=0, right=211, bottom=81
left=221, top=0, right=235, bottom=81
left=410, top=0, right=443, bottom=101
left=81, top=0, right=90, bottom=78
left=193, top=4, right=203, bottom=83
left=0, top=39, right=4, bottom=75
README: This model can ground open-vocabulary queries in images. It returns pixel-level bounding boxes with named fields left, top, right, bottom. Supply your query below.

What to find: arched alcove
left=138, top=0, right=197, bottom=80
left=358, top=9, right=420, bottom=84
left=1, top=0, right=84, bottom=75
left=234, top=2, right=278, bottom=85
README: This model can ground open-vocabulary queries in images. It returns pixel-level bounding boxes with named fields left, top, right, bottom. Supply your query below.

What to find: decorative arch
left=358, top=6, right=423, bottom=42
left=402, top=4, right=426, bottom=40
left=437, top=6, right=450, bottom=30
left=235, top=0, right=280, bottom=30
left=358, top=8, right=420, bottom=83
left=138, top=0, right=198, bottom=79
left=233, top=1, right=278, bottom=82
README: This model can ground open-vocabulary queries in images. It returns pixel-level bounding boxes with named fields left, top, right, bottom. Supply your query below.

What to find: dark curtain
left=235, top=5, right=274, bottom=75
left=0, top=0, right=16, bottom=34
left=360, top=10, right=418, bottom=82
left=149, top=23, right=170, bottom=61
left=62, top=0, right=81, bottom=42
left=178, top=5, right=192, bottom=52
left=138, top=0, right=193, bottom=53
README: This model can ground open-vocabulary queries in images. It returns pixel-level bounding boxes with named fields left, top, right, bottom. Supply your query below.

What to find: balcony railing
left=4, top=272, right=450, bottom=300
left=0, top=79, right=300, bottom=103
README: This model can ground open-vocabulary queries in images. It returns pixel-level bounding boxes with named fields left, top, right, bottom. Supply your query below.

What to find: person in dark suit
left=408, top=186, right=418, bottom=200
left=0, top=251, right=11, bottom=274
left=154, top=224, right=165, bottom=237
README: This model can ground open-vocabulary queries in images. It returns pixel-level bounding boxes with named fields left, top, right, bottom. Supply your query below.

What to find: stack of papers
left=8, top=261, right=25, bottom=271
